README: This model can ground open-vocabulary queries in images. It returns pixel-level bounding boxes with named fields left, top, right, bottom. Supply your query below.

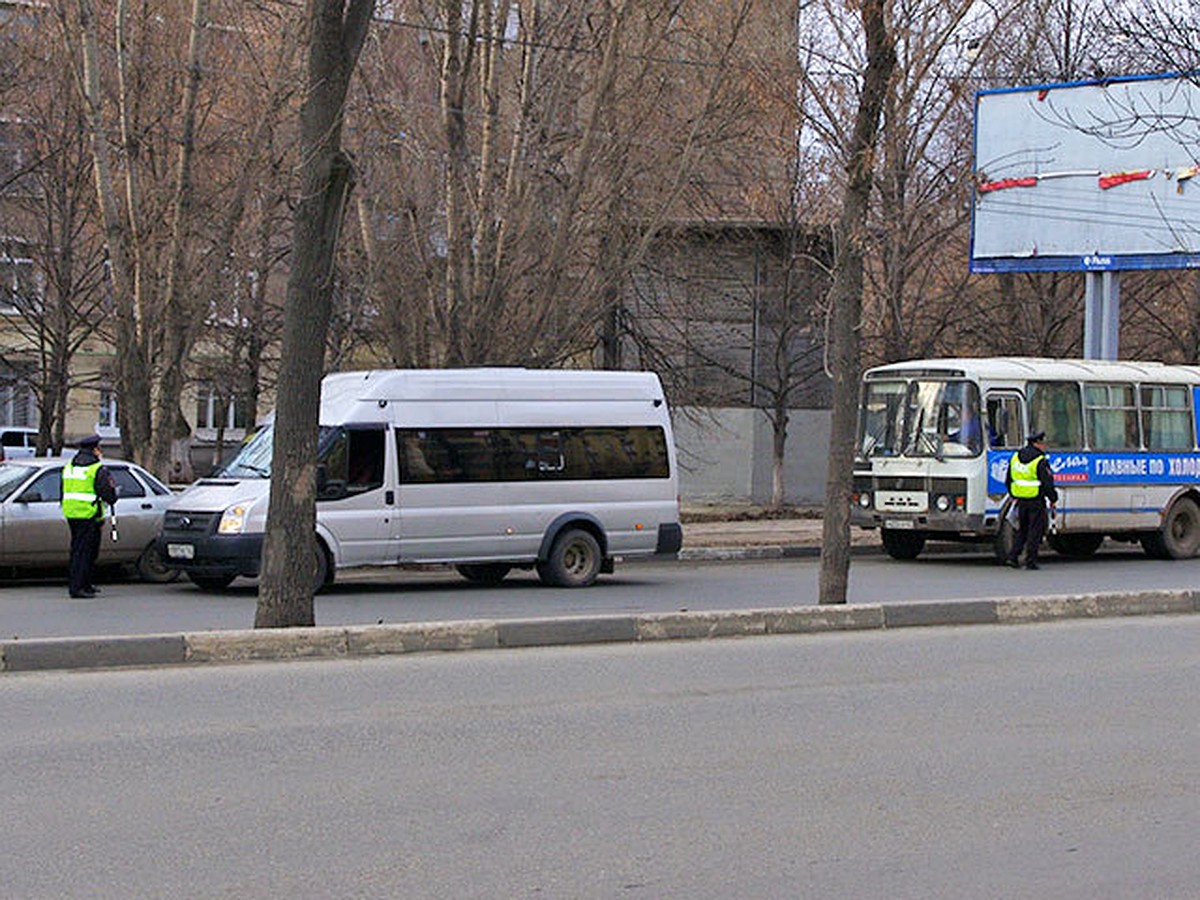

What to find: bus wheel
left=881, top=528, right=925, bottom=560
left=1048, top=533, right=1104, bottom=558
left=456, top=563, right=512, bottom=585
left=537, top=528, right=602, bottom=587
left=1152, top=497, right=1200, bottom=559
left=993, top=514, right=1015, bottom=563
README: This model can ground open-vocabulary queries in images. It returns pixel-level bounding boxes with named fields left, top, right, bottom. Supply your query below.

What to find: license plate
left=167, top=543, right=195, bottom=560
left=884, top=519, right=915, bottom=530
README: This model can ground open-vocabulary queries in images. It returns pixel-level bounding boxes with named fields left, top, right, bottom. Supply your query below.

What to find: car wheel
left=136, top=543, right=181, bottom=583
left=537, top=528, right=602, bottom=587
left=188, top=572, right=236, bottom=591
left=313, top=540, right=332, bottom=592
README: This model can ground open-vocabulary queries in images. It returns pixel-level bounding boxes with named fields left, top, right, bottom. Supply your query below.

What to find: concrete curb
left=3, top=589, right=1199, bottom=674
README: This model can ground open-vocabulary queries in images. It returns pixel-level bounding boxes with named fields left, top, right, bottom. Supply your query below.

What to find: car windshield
left=859, top=378, right=982, bottom=459
left=214, top=424, right=343, bottom=478
left=0, top=463, right=35, bottom=501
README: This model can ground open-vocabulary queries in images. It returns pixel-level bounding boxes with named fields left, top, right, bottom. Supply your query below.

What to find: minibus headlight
left=218, top=504, right=249, bottom=534
left=935, top=495, right=951, bottom=512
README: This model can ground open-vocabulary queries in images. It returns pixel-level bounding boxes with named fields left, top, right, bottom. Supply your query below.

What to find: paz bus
left=850, top=357, right=1200, bottom=561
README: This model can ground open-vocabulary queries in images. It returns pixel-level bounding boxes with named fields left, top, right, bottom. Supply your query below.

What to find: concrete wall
left=674, top=407, right=831, bottom=505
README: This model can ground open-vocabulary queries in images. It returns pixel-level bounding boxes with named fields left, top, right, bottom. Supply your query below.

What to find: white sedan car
left=0, top=457, right=177, bottom=581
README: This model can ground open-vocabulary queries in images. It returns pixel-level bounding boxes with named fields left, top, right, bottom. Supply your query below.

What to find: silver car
left=0, top=458, right=177, bottom=581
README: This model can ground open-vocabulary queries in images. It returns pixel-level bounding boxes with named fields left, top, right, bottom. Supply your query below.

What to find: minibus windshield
left=216, top=425, right=274, bottom=477
left=215, top=424, right=347, bottom=479
left=860, top=378, right=981, bottom=458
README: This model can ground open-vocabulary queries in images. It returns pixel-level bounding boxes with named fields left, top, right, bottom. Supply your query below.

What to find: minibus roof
left=319, top=368, right=666, bottom=411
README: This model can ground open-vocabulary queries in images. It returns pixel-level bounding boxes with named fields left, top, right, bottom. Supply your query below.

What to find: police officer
left=1004, top=430, right=1058, bottom=570
left=61, top=433, right=118, bottom=598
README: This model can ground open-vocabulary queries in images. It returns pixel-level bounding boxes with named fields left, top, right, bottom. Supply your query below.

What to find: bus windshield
left=860, top=379, right=982, bottom=459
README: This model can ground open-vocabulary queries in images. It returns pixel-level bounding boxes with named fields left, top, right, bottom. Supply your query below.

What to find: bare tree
left=816, top=0, right=896, bottom=606
left=255, top=0, right=375, bottom=629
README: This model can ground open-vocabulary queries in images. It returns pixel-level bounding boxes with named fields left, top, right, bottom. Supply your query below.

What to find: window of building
left=0, top=239, right=37, bottom=314
left=195, top=383, right=251, bottom=430
left=97, top=388, right=118, bottom=430
left=0, top=372, right=35, bottom=428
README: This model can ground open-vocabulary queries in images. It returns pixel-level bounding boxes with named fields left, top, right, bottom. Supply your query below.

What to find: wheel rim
left=563, top=540, right=594, bottom=577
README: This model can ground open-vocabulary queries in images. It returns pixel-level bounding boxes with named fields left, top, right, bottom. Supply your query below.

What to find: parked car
left=0, top=457, right=177, bottom=581
left=0, top=427, right=39, bottom=460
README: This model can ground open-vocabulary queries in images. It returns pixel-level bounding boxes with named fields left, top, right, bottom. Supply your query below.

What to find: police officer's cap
left=76, top=433, right=102, bottom=449
left=1027, top=431, right=1046, bottom=444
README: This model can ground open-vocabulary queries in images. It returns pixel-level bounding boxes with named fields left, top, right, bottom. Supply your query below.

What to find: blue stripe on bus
left=986, top=507, right=1163, bottom=517
left=987, top=450, right=1200, bottom=495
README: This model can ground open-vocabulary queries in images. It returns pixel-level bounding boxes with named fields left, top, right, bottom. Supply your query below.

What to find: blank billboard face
left=971, top=74, right=1200, bottom=273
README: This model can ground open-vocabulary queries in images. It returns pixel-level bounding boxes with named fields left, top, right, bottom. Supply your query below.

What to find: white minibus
left=159, top=368, right=682, bottom=590
left=851, top=357, right=1200, bottom=561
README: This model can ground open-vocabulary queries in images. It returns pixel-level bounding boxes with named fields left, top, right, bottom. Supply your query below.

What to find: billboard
left=971, top=72, right=1200, bottom=273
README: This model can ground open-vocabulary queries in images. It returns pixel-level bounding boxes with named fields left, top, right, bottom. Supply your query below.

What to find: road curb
left=3, top=589, right=1199, bottom=674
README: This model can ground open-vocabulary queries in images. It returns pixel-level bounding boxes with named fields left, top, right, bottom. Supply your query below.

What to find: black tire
left=188, top=572, right=236, bottom=591
left=455, top=563, right=512, bottom=585
left=881, top=527, right=925, bottom=560
left=313, top=540, right=331, bottom=592
left=136, top=543, right=181, bottom=583
left=1047, top=533, right=1104, bottom=558
left=537, top=528, right=602, bottom=587
left=1149, top=496, right=1200, bottom=559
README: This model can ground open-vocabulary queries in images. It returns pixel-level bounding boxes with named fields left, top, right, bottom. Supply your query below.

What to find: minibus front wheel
left=538, top=527, right=602, bottom=587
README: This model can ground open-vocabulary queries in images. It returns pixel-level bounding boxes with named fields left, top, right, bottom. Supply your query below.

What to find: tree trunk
left=68, top=0, right=152, bottom=462
left=149, top=0, right=209, bottom=478
left=818, top=0, right=896, bottom=605
left=255, top=0, right=374, bottom=629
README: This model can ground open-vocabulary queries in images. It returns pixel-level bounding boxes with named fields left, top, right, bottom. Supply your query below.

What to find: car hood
left=170, top=478, right=271, bottom=512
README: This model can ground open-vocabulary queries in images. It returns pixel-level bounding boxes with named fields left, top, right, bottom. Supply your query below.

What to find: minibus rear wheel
left=538, top=528, right=602, bottom=587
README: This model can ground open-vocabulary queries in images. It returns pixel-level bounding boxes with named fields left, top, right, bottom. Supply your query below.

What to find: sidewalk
left=680, top=507, right=879, bottom=558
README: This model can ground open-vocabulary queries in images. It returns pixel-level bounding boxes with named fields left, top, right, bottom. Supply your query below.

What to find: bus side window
left=986, top=396, right=1022, bottom=449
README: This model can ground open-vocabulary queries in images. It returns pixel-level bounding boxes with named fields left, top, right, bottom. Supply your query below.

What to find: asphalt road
left=3, top=615, right=1197, bottom=899
left=3, top=549, right=1200, bottom=640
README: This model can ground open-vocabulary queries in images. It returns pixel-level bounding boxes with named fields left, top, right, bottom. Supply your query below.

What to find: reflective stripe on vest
left=62, top=461, right=101, bottom=519
left=1009, top=452, right=1044, bottom=499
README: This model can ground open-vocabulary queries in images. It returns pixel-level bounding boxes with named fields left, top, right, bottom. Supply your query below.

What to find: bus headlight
left=935, top=495, right=951, bottom=512
left=857, top=492, right=872, bottom=509
left=218, top=504, right=249, bottom=534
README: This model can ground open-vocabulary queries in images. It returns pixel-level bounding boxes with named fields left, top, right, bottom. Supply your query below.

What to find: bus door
left=985, top=391, right=1025, bottom=501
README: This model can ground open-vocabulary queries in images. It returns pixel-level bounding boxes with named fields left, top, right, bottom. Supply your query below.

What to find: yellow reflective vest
left=62, top=461, right=102, bottom=520
left=1008, top=452, right=1045, bottom=499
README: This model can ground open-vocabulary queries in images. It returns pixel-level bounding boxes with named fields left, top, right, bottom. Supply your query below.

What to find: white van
left=159, top=368, right=682, bottom=590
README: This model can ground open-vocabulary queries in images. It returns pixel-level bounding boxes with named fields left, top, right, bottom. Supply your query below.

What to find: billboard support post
left=1083, top=271, right=1121, bottom=360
